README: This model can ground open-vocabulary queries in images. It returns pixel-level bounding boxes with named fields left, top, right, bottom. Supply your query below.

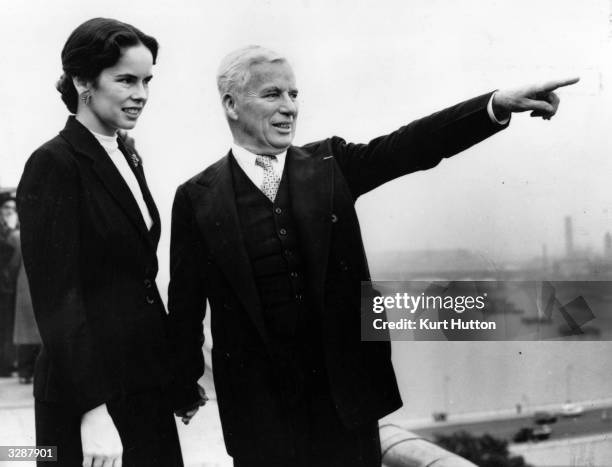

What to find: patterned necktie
left=255, top=155, right=281, bottom=202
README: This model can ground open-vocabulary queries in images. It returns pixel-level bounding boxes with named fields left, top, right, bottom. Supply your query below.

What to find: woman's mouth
left=123, top=107, right=142, bottom=117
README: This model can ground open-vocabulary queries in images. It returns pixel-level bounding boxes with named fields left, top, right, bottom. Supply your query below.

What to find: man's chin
left=248, top=139, right=293, bottom=155
left=272, top=147, right=291, bottom=155
left=270, top=139, right=293, bottom=152
left=260, top=144, right=291, bottom=155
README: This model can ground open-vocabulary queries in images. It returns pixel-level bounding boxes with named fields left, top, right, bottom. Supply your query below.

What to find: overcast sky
left=1, top=0, right=610, bottom=284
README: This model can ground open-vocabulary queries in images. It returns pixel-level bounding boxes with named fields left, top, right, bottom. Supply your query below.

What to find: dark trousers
left=234, top=366, right=381, bottom=467
left=35, top=389, right=183, bottom=467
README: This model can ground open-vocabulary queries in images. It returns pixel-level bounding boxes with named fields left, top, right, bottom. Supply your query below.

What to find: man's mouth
left=123, top=107, right=142, bottom=116
left=272, top=122, right=292, bottom=130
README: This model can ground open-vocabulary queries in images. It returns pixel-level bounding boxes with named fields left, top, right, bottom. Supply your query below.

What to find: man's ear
left=72, top=76, right=91, bottom=96
left=222, top=93, right=239, bottom=121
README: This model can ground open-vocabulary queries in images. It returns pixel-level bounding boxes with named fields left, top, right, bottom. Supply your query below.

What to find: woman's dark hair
left=56, top=18, right=159, bottom=113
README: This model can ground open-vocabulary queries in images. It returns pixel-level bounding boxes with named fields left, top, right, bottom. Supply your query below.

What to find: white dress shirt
left=487, top=92, right=510, bottom=125
left=91, top=130, right=154, bottom=230
left=231, top=144, right=287, bottom=190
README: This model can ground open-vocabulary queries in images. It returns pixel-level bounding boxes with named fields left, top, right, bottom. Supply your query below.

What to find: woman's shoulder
left=26, top=132, right=78, bottom=175
left=31, top=131, right=74, bottom=159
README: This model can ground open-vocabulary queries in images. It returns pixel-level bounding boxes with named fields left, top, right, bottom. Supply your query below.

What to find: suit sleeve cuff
left=487, top=91, right=511, bottom=125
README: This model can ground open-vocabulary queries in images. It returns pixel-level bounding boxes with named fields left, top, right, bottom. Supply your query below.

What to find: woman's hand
left=80, top=403, right=123, bottom=467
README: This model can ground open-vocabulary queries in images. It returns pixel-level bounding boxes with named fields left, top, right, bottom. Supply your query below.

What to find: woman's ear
left=72, top=76, right=91, bottom=96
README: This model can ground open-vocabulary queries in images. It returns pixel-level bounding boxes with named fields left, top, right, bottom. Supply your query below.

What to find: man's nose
left=279, top=93, right=297, bottom=115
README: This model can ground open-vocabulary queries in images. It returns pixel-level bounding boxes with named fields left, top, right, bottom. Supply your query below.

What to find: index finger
left=539, top=77, right=580, bottom=92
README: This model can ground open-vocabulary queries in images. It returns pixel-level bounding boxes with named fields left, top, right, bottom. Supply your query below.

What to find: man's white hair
left=216, top=45, right=287, bottom=97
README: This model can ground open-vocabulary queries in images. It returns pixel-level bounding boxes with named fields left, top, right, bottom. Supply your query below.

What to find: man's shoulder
left=177, top=137, right=349, bottom=192
left=295, top=136, right=347, bottom=158
left=296, top=138, right=328, bottom=155
left=178, top=153, right=230, bottom=190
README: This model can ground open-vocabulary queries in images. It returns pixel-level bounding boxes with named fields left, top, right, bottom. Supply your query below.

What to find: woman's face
left=82, top=44, right=154, bottom=135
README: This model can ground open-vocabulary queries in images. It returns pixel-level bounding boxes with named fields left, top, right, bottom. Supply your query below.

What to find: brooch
left=130, top=153, right=141, bottom=168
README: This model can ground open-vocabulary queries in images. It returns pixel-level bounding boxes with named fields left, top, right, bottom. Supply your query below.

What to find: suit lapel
left=192, top=153, right=269, bottom=347
left=59, top=117, right=156, bottom=251
left=287, top=145, right=334, bottom=306
left=117, top=136, right=161, bottom=246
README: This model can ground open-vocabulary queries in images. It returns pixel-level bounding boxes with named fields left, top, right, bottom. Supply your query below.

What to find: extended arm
left=333, top=77, right=578, bottom=198
left=333, top=92, right=505, bottom=198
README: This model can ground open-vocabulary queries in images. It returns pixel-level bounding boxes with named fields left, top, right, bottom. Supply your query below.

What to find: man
left=169, top=45, right=577, bottom=466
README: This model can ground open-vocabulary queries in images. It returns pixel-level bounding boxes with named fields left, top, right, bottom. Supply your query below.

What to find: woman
left=18, top=18, right=183, bottom=466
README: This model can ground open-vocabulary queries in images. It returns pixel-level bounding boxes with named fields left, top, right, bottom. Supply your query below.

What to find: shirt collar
left=231, top=143, right=287, bottom=167
left=90, top=129, right=118, bottom=153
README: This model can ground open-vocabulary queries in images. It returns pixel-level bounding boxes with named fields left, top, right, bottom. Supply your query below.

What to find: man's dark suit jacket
left=168, top=92, right=507, bottom=457
left=18, top=117, right=170, bottom=414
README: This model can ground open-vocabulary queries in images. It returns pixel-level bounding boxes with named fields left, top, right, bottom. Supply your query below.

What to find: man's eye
left=290, top=92, right=298, bottom=99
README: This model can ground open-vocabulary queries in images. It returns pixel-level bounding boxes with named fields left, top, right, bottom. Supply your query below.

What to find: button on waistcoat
left=230, top=156, right=307, bottom=342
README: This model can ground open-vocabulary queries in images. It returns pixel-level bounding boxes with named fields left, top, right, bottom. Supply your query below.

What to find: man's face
left=231, top=60, right=298, bottom=155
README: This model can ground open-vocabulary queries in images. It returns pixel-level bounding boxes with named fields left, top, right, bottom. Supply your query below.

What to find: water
left=391, top=340, right=612, bottom=420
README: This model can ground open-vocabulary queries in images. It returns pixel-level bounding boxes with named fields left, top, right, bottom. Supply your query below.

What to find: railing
left=381, top=424, right=477, bottom=467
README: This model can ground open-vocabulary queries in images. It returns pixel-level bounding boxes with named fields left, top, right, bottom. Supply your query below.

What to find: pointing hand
left=492, top=77, right=580, bottom=121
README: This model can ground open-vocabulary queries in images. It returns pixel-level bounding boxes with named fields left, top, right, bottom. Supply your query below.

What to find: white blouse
left=90, top=130, right=153, bottom=230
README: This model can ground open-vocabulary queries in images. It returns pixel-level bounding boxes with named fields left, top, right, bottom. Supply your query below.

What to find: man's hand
left=174, top=384, right=208, bottom=425
left=492, top=77, right=579, bottom=121
left=80, top=403, right=123, bottom=467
